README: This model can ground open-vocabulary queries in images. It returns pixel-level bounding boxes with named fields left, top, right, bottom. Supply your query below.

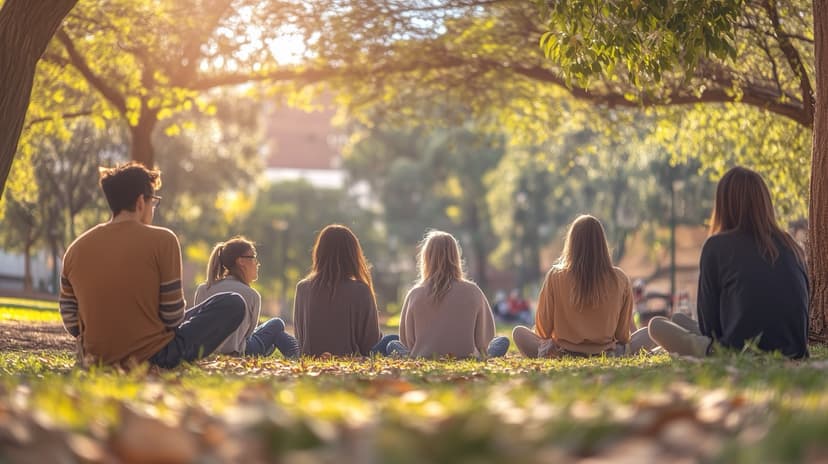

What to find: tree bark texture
left=22, top=240, right=32, bottom=292
left=0, top=0, right=78, bottom=198
left=130, top=108, right=158, bottom=168
left=809, top=0, right=828, bottom=343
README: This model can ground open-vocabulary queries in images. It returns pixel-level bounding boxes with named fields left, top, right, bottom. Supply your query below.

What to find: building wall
left=0, top=250, right=57, bottom=293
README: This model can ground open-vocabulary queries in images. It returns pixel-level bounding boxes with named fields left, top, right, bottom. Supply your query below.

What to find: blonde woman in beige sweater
left=386, top=231, right=510, bottom=359
left=512, top=215, right=654, bottom=358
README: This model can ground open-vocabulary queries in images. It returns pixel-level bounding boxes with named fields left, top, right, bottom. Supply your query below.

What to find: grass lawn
left=1, top=300, right=827, bottom=463
left=0, top=297, right=60, bottom=323
left=0, top=306, right=61, bottom=323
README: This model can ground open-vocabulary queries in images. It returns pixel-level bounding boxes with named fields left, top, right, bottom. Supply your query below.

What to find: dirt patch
left=0, top=321, right=74, bottom=352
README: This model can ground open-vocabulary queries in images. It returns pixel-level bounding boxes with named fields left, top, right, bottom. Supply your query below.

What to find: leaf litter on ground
left=2, top=343, right=828, bottom=463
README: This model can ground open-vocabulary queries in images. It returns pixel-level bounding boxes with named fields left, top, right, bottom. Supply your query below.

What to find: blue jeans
left=150, top=292, right=245, bottom=368
left=387, top=336, right=511, bottom=358
left=370, top=334, right=400, bottom=355
left=245, top=318, right=300, bottom=358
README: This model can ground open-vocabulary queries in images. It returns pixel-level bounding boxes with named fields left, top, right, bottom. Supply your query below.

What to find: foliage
left=238, top=179, right=385, bottom=308
left=9, top=0, right=815, bottom=224
left=2, top=343, right=828, bottom=462
left=151, top=93, right=265, bottom=245
left=649, top=103, right=811, bottom=221
left=539, top=0, right=742, bottom=86
left=315, top=0, right=812, bottom=219
left=482, top=111, right=717, bottom=289
left=344, top=120, right=505, bottom=289
left=0, top=192, right=40, bottom=252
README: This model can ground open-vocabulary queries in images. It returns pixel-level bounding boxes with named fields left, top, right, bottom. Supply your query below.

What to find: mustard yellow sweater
left=535, top=266, right=633, bottom=354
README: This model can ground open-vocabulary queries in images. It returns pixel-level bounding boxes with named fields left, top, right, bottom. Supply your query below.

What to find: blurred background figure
left=503, top=288, right=533, bottom=325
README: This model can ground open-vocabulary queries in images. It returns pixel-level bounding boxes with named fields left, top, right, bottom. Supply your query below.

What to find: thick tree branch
left=757, top=35, right=784, bottom=97
left=764, top=0, right=814, bottom=123
left=186, top=66, right=339, bottom=90
left=56, top=28, right=128, bottom=115
left=737, top=22, right=815, bottom=44
left=496, top=61, right=810, bottom=126
left=24, top=110, right=94, bottom=130
left=187, top=51, right=471, bottom=91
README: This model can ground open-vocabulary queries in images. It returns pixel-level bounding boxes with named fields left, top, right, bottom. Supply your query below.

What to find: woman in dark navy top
left=649, top=167, right=809, bottom=359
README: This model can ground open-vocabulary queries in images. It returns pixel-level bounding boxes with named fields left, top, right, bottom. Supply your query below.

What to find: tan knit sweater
left=399, top=279, right=496, bottom=359
left=60, top=221, right=185, bottom=365
left=535, top=266, right=633, bottom=354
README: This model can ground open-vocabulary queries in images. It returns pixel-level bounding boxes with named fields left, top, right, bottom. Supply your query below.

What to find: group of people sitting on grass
left=58, top=162, right=810, bottom=368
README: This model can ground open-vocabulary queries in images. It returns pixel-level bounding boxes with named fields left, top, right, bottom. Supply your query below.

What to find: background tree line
left=0, top=0, right=822, bottom=333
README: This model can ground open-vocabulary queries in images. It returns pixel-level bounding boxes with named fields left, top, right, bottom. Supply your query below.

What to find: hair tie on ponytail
left=218, top=244, right=225, bottom=266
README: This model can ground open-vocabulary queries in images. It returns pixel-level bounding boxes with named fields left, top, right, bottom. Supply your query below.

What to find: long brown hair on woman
left=306, top=224, right=375, bottom=300
left=709, top=166, right=805, bottom=265
left=555, top=215, right=616, bottom=308
left=417, top=230, right=465, bottom=302
left=205, top=236, right=255, bottom=288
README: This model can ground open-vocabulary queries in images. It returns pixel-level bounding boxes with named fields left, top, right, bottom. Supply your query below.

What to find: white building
left=0, top=250, right=56, bottom=294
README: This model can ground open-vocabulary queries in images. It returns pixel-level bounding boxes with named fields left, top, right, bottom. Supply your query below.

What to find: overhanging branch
left=56, top=28, right=128, bottom=115
left=763, top=0, right=814, bottom=123
left=495, top=61, right=809, bottom=126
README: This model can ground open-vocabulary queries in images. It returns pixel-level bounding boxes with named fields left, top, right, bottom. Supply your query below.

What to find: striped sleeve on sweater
left=158, top=231, right=186, bottom=328
left=159, top=279, right=185, bottom=327
left=59, top=275, right=80, bottom=337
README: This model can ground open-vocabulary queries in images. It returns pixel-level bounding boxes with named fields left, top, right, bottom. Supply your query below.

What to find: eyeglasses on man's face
left=144, top=194, right=162, bottom=208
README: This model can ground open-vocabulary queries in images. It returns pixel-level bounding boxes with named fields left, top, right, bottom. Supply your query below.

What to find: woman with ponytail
left=194, top=236, right=299, bottom=358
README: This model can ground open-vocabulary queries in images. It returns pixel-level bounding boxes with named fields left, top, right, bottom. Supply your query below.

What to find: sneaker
left=487, top=336, right=510, bottom=358
left=386, top=340, right=410, bottom=357
left=648, top=317, right=711, bottom=357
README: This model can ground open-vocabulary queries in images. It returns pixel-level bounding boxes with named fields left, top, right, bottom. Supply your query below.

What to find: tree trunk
left=50, top=234, right=60, bottom=294
left=129, top=106, right=158, bottom=167
left=465, top=200, right=489, bottom=290
left=0, top=0, right=78, bottom=198
left=809, top=0, right=828, bottom=343
left=68, top=211, right=77, bottom=239
left=614, top=230, right=629, bottom=263
left=22, top=240, right=33, bottom=293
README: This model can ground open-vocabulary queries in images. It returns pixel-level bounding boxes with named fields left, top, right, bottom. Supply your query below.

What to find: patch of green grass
left=3, top=305, right=828, bottom=462
left=0, top=296, right=58, bottom=310
left=0, top=297, right=60, bottom=323
left=1, top=349, right=828, bottom=462
left=0, top=306, right=61, bottom=323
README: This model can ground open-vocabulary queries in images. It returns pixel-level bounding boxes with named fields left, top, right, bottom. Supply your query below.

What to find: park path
left=0, top=321, right=73, bottom=352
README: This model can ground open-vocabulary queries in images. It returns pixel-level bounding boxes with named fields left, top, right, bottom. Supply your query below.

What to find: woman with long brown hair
left=293, top=224, right=396, bottom=356
left=194, top=236, right=300, bottom=358
left=648, top=167, right=809, bottom=358
left=386, top=230, right=510, bottom=358
left=512, top=215, right=650, bottom=358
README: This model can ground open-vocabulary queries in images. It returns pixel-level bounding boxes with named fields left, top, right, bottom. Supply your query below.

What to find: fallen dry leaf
left=111, top=405, right=199, bottom=464
left=67, top=433, right=106, bottom=463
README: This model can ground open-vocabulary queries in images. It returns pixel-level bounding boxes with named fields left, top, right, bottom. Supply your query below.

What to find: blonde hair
left=417, top=230, right=465, bottom=302
left=205, top=236, right=255, bottom=288
left=556, top=215, right=616, bottom=308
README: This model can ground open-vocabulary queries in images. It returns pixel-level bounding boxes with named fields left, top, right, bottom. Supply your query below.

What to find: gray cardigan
left=194, top=276, right=261, bottom=354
